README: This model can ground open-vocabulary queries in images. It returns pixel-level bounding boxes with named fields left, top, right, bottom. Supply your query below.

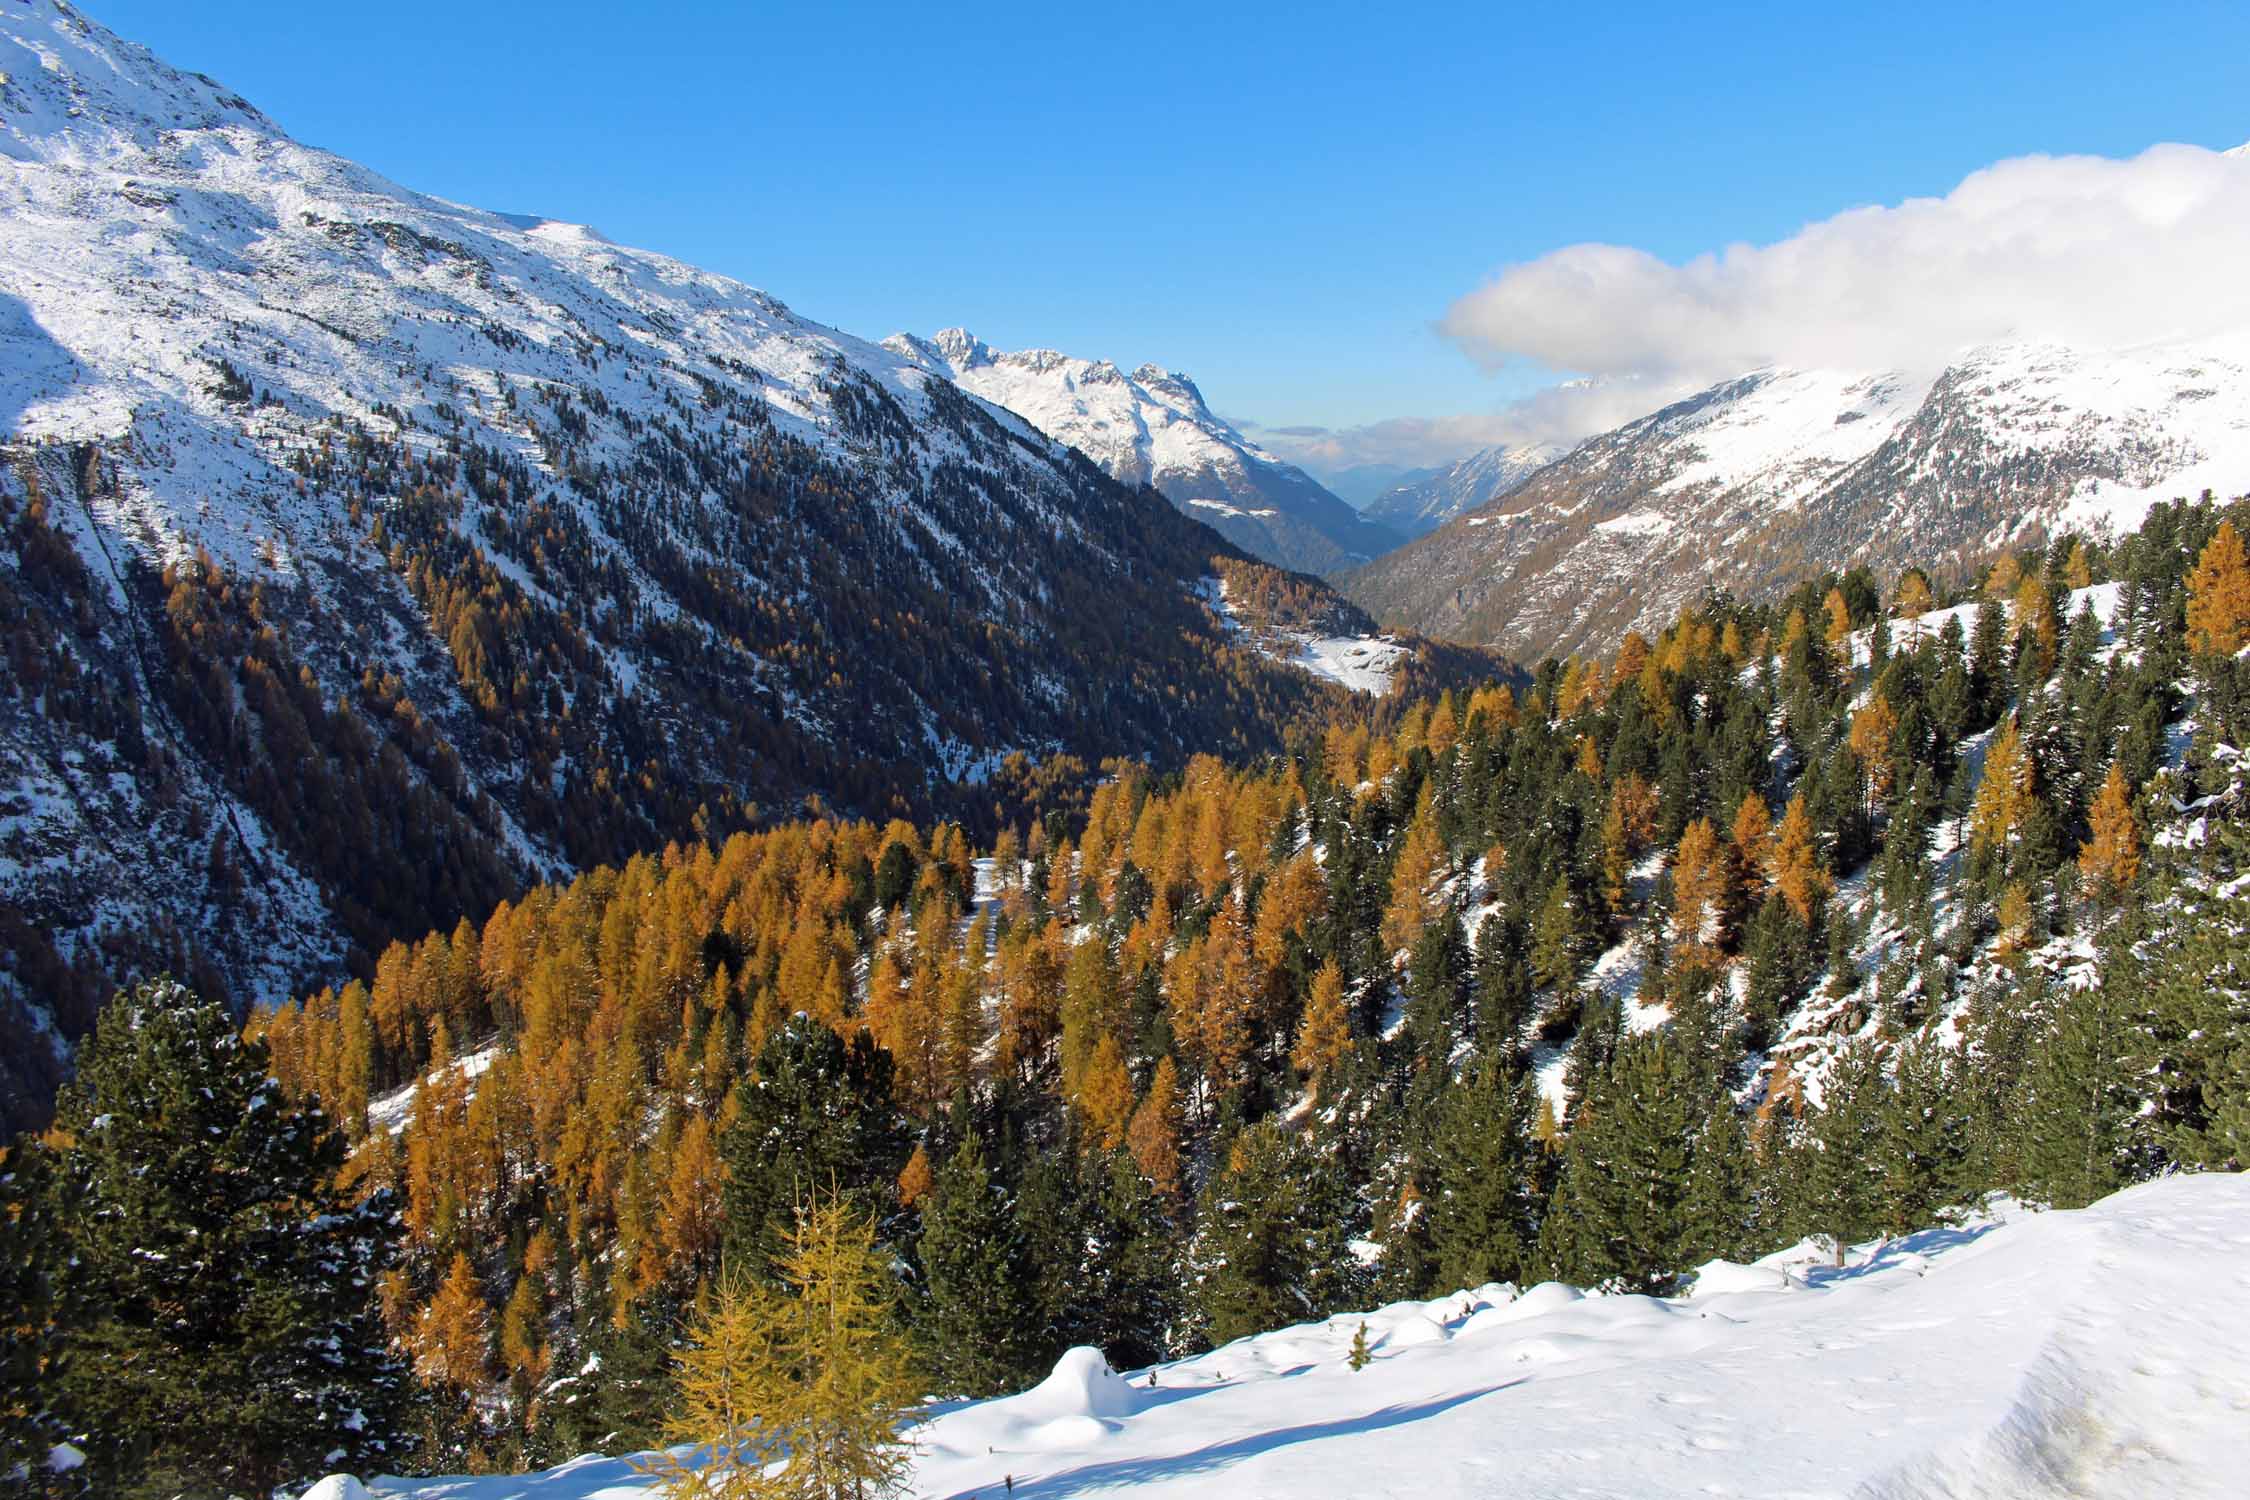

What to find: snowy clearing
left=350, top=1172, right=2250, bottom=1499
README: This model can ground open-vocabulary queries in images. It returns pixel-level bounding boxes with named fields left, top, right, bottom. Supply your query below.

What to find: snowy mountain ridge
left=1346, top=331, right=2250, bottom=661
left=348, top=1171, right=2250, bottom=1499
left=0, top=1, right=1401, bottom=1128
left=1361, top=439, right=1567, bottom=539
left=884, top=327, right=1404, bottom=574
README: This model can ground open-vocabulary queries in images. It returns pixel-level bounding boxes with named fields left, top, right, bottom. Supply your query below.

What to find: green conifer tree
left=46, top=979, right=412, bottom=1498
left=916, top=1131, right=1035, bottom=1397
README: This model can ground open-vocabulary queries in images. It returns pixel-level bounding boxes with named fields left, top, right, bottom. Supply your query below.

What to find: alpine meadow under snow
left=349, top=1172, right=2250, bottom=1500
left=4, top=4, right=2250, bottom=1500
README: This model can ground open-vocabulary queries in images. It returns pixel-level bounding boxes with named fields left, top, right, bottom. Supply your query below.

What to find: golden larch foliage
left=412, top=1251, right=492, bottom=1396
left=1847, top=695, right=1900, bottom=805
left=1770, top=793, right=1830, bottom=923
left=2187, top=520, right=2250, bottom=656
left=1128, top=1056, right=1184, bottom=1197
left=1969, top=718, right=2036, bottom=859
left=1291, top=959, right=1353, bottom=1101
left=2078, top=761, right=2143, bottom=907
left=1730, top=793, right=1774, bottom=902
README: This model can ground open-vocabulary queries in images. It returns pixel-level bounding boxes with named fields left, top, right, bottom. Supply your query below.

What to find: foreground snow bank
left=345, top=1172, right=2250, bottom=1499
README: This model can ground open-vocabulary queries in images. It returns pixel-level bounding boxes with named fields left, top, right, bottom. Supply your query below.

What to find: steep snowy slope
left=356, top=1171, right=2250, bottom=1500
left=1362, top=440, right=1564, bottom=539
left=0, top=2, right=1393, bottom=1128
left=885, top=329, right=1404, bottom=574
left=1347, top=336, right=2250, bottom=661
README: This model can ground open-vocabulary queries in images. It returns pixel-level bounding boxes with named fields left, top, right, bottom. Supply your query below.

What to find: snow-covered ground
left=1198, top=576, right=1407, bottom=696
left=348, top=1172, right=2250, bottom=1499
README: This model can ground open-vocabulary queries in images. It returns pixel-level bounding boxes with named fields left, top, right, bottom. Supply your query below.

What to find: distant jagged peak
left=927, top=326, right=991, bottom=367
left=1132, top=363, right=1210, bottom=413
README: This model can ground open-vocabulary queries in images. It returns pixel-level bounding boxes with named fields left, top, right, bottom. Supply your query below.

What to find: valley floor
left=357, top=1172, right=2250, bottom=1500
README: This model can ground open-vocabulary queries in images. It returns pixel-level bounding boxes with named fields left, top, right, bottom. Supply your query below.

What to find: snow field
left=356, top=1172, right=2250, bottom=1500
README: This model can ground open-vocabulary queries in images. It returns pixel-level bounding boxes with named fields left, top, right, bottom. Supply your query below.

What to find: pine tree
left=1538, top=1035, right=1699, bottom=1291
left=1679, top=1094, right=1754, bottom=1264
left=1874, top=1035, right=1961, bottom=1236
left=45, top=979, right=412, bottom=1498
left=2013, top=983, right=2144, bottom=1210
left=1530, top=873, right=1592, bottom=993
left=916, top=1133, right=1034, bottom=1397
left=1189, top=1124, right=1365, bottom=1347
left=0, top=1144, right=81, bottom=1493
left=1347, top=1322, right=1371, bottom=1372
left=1421, top=1066, right=1539, bottom=1292
left=721, top=1017, right=903, bottom=1276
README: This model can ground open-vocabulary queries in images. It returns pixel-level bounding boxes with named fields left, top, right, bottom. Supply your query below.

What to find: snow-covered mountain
left=334, top=1171, right=2250, bottom=1499
left=1361, top=441, right=1565, bottom=539
left=1346, top=336, right=2250, bottom=661
left=884, top=328, right=1404, bottom=575
left=0, top=2, right=1413, bottom=1128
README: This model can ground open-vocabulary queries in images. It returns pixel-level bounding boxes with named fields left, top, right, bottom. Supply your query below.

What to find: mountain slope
left=1361, top=440, right=1563, bottom=539
left=1345, top=337, right=2250, bottom=661
left=0, top=2, right=1400, bottom=1127
left=348, top=1172, right=2250, bottom=1499
left=884, top=329, right=1404, bottom=574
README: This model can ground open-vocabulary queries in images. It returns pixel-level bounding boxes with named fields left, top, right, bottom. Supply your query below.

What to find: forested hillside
left=142, top=496, right=2249, bottom=1474
left=0, top=4, right=1513, bottom=1135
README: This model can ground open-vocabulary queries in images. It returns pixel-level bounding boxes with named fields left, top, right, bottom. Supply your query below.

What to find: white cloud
left=1258, top=142, right=2250, bottom=471
left=1441, top=141, right=2250, bottom=418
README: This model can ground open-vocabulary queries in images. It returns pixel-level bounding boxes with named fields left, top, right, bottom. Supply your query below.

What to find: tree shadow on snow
left=942, top=1382, right=1520, bottom=1500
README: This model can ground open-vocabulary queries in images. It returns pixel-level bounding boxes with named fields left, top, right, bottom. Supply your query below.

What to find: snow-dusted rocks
left=1346, top=336, right=2250, bottom=661
left=885, top=329, right=1403, bottom=574
left=358, top=1172, right=2250, bottom=1499
left=1362, top=441, right=1565, bottom=539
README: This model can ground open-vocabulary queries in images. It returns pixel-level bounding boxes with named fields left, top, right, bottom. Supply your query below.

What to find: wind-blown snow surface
left=885, top=329, right=1402, bottom=574
left=1346, top=338, right=2250, bottom=661
left=355, top=1173, right=2250, bottom=1499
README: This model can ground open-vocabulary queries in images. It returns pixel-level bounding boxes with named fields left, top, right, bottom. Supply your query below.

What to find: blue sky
left=91, top=0, right=2250, bottom=472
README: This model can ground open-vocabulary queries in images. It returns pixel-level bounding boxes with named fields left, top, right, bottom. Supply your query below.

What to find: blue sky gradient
left=88, top=0, right=2250, bottom=461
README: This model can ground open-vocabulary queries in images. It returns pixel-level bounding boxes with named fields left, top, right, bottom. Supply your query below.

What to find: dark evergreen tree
left=0, top=1143, right=82, bottom=1494
left=1874, top=1035, right=1962, bottom=1236
left=916, top=1131, right=1037, bottom=1396
left=1537, top=1035, right=1699, bottom=1291
left=1679, top=1093, right=1755, bottom=1263
left=1189, top=1122, right=1367, bottom=1347
left=720, top=1015, right=904, bottom=1273
left=45, top=979, right=412, bottom=1498
left=1420, top=1065, right=1541, bottom=1293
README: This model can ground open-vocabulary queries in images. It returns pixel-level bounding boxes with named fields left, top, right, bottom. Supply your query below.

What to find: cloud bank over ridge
left=1266, top=141, right=2250, bottom=475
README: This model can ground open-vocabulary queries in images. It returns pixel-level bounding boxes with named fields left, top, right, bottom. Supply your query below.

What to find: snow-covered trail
left=367, top=1173, right=2250, bottom=1500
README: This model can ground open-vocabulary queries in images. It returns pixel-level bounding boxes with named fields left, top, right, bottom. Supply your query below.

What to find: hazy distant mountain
left=884, top=329, right=1404, bottom=574
left=1318, top=462, right=1446, bottom=507
left=1361, top=443, right=1566, bottom=539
